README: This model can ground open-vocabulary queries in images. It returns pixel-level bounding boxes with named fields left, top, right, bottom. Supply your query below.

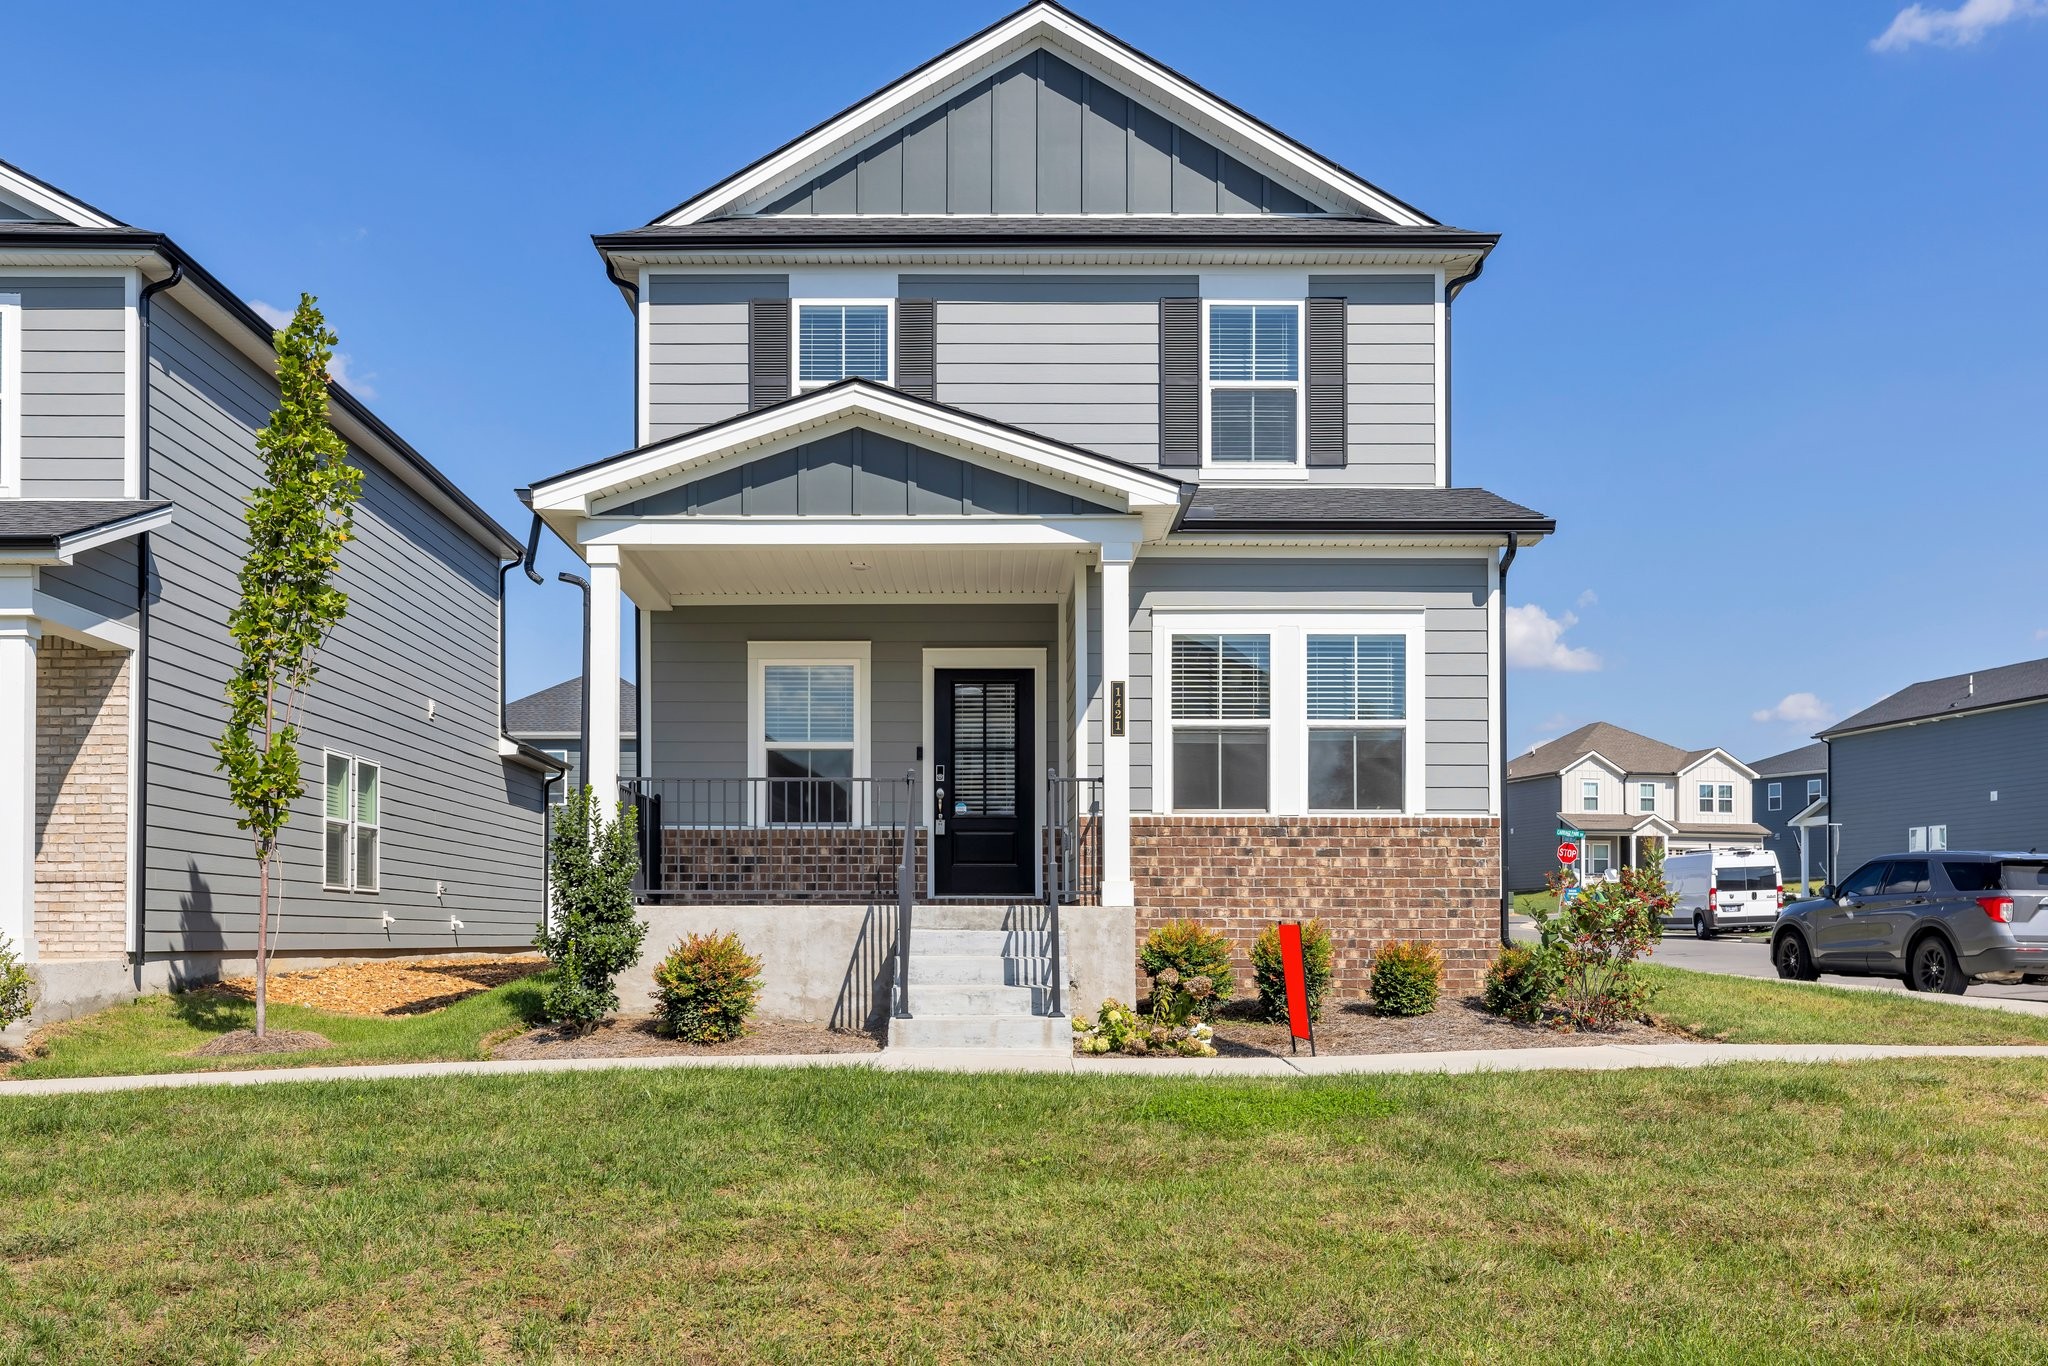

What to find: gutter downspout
left=498, top=513, right=547, bottom=733
left=1497, top=530, right=1519, bottom=948
left=131, top=262, right=183, bottom=985
left=1442, top=255, right=1485, bottom=489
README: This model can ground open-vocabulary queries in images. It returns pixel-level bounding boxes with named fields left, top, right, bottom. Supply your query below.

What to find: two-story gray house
left=1751, top=742, right=1828, bottom=888
left=505, top=678, right=639, bottom=798
left=1820, top=657, right=2048, bottom=874
left=523, top=2, right=1552, bottom=1043
left=1, top=158, right=557, bottom=1020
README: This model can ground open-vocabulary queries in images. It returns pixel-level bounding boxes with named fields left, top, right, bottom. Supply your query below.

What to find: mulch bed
left=188, top=1028, right=332, bottom=1057
left=211, top=955, right=549, bottom=1017
left=493, top=1015, right=884, bottom=1060
left=1083, top=996, right=1675, bottom=1059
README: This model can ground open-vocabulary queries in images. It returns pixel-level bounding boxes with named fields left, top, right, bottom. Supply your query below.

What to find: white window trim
left=1582, top=778, right=1600, bottom=813
left=0, top=293, right=20, bottom=498
left=791, top=298, right=894, bottom=393
left=541, top=748, right=573, bottom=804
left=322, top=750, right=381, bottom=894
left=747, top=641, right=873, bottom=820
left=1151, top=610, right=1424, bottom=817
left=1807, top=778, right=1824, bottom=801
left=1199, top=298, right=1306, bottom=478
left=1638, top=781, right=1657, bottom=814
left=1588, top=840, right=1614, bottom=877
left=1767, top=782, right=1783, bottom=812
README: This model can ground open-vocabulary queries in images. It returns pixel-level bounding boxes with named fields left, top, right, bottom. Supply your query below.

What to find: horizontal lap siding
left=934, top=299, right=1160, bottom=466
left=1504, top=777, right=1563, bottom=892
left=1308, top=275, right=1438, bottom=486
left=141, top=300, right=543, bottom=956
left=647, top=275, right=786, bottom=442
left=39, top=541, right=140, bottom=628
left=2, top=275, right=127, bottom=497
left=1830, top=705, right=2048, bottom=873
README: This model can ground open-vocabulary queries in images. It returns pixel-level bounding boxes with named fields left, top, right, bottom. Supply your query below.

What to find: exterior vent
left=895, top=298, right=936, bottom=401
left=748, top=297, right=792, bottom=409
left=1306, top=296, right=1347, bottom=468
left=1159, top=297, right=1200, bottom=468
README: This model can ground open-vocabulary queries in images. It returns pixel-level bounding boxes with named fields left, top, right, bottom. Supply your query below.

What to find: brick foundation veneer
left=1131, top=816, right=1501, bottom=998
left=656, top=827, right=926, bottom=904
left=34, top=637, right=131, bottom=960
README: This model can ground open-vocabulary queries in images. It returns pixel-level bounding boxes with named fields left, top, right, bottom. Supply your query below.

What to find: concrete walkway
left=7, top=1041, right=2048, bottom=1097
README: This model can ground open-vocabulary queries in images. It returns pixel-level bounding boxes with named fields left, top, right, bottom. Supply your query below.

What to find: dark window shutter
left=1159, top=297, right=1200, bottom=468
left=895, top=298, right=936, bottom=400
left=748, top=297, right=791, bottom=409
left=1306, top=296, right=1347, bottom=468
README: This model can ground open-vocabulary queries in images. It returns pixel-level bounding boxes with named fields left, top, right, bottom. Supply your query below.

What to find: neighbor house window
left=1588, top=841, right=1614, bottom=878
left=1170, top=634, right=1271, bottom=810
left=1767, top=782, right=1783, bottom=812
left=323, top=752, right=381, bottom=893
left=1700, top=782, right=1733, bottom=814
left=1205, top=302, right=1301, bottom=464
left=1305, top=634, right=1406, bottom=811
left=796, top=302, right=890, bottom=388
left=1582, top=779, right=1600, bottom=812
left=1807, top=778, right=1823, bottom=802
left=1718, top=784, right=1734, bottom=813
left=541, top=748, right=572, bottom=804
left=0, top=292, right=19, bottom=496
left=1908, top=825, right=1948, bottom=853
left=1638, top=782, right=1657, bottom=813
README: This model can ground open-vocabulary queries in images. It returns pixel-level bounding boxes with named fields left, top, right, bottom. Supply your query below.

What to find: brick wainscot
left=33, top=636, right=131, bottom=960
left=1131, top=816, right=1501, bottom=997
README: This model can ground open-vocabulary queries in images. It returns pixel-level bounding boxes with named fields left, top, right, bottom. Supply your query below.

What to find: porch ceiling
left=627, top=541, right=1083, bottom=602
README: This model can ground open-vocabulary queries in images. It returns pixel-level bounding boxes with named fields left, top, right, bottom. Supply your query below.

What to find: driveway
left=1507, top=917, right=2048, bottom=1005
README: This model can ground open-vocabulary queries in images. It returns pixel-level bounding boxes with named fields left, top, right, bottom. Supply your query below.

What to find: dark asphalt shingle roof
left=1820, top=657, right=2048, bottom=737
left=1509, top=722, right=1694, bottom=781
left=597, top=216, right=1497, bottom=252
left=1751, top=742, right=1828, bottom=777
left=505, top=678, right=639, bottom=738
left=0, top=499, right=170, bottom=549
left=1179, top=486, right=1551, bottom=535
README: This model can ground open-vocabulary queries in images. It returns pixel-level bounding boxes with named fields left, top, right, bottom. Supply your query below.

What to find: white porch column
left=585, top=545, right=624, bottom=809
left=1070, top=556, right=1089, bottom=780
left=0, top=569, right=40, bottom=962
left=1098, top=544, right=1135, bottom=907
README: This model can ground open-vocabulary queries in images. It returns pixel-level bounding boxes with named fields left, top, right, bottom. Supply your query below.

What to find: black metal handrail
left=1044, top=772, right=1104, bottom=1020
left=894, top=768, right=917, bottom=1019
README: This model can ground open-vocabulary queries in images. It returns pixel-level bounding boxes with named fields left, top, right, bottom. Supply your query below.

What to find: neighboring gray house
left=1820, top=657, right=2048, bottom=875
left=523, top=1, right=1553, bottom=1043
left=1506, top=722, right=1767, bottom=893
left=506, top=678, right=639, bottom=797
left=0, top=158, right=559, bottom=1020
left=1751, top=741, right=1828, bottom=886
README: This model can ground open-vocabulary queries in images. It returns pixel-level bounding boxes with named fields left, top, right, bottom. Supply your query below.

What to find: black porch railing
left=1044, top=772, right=1104, bottom=1021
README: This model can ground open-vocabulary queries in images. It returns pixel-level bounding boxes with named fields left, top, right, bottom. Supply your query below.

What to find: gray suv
left=1772, top=852, right=2048, bottom=994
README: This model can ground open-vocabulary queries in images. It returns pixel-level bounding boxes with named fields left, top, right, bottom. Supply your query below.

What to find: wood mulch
left=493, top=1015, right=884, bottom=1060
left=188, top=1028, right=332, bottom=1057
left=1084, top=996, right=1675, bottom=1059
left=210, top=955, right=549, bottom=1017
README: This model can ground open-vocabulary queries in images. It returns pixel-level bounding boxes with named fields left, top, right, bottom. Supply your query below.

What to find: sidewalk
left=7, top=1041, right=2048, bottom=1097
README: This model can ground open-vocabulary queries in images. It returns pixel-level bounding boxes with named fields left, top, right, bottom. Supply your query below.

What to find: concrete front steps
left=887, top=904, right=1066, bottom=1050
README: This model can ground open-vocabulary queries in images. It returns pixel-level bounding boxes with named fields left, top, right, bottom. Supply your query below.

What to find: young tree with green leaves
left=214, top=295, right=363, bottom=1038
left=535, top=786, right=646, bottom=1029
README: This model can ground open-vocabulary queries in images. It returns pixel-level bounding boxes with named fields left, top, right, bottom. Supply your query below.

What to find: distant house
left=1505, top=722, right=1767, bottom=893
left=505, top=678, right=639, bottom=798
left=1751, top=742, right=1828, bottom=884
left=1820, top=657, right=2048, bottom=873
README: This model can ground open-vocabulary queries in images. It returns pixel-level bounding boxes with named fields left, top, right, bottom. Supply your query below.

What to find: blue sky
left=9, top=0, right=2045, bottom=762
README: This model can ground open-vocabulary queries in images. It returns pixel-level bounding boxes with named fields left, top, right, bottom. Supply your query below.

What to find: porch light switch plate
left=1110, top=681, right=1126, bottom=738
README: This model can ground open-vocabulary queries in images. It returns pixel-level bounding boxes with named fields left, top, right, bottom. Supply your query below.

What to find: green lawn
left=1511, top=889, right=1556, bottom=917
left=1643, top=964, right=2048, bottom=1046
left=3, top=1061, right=2046, bottom=1361
left=7, top=975, right=548, bottom=1080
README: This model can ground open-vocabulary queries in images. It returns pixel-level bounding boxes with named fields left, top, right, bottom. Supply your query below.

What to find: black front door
left=933, top=669, right=1034, bottom=897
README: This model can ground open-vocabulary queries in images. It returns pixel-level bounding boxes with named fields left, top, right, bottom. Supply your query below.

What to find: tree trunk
left=255, top=847, right=269, bottom=1038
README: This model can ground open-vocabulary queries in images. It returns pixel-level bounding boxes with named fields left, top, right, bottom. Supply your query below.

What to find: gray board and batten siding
left=0, top=273, right=128, bottom=498
left=1828, top=703, right=2048, bottom=874
left=617, top=426, right=1119, bottom=518
left=753, top=49, right=1330, bottom=218
left=139, top=297, right=546, bottom=957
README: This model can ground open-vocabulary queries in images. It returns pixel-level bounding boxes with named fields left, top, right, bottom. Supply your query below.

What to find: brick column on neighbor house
left=33, top=635, right=131, bottom=961
left=1131, top=815, right=1501, bottom=999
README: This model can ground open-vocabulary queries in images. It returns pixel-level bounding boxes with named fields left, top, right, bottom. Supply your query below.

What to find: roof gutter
left=130, top=261, right=181, bottom=977
left=1498, top=531, right=1519, bottom=949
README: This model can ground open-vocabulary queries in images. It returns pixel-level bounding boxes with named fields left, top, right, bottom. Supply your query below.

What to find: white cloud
left=1751, top=692, right=1837, bottom=726
left=250, top=298, right=292, bottom=329
left=2034, top=627, right=2048, bottom=641
left=246, top=300, right=376, bottom=397
left=1575, top=588, right=1599, bottom=610
left=1871, top=0, right=2048, bottom=51
left=1506, top=604, right=1601, bottom=672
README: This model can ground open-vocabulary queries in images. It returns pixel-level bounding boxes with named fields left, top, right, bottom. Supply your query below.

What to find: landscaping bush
left=1482, top=944, right=1556, bottom=1024
left=1370, top=940, right=1442, bottom=1017
left=1532, top=845, right=1672, bottom=1029
left=1138, top=919, right=1234, bottom=1018
left=1251, top=919, right=1334, bottom=1022
left=1071, top=993, right=1215, bottom=1057
left=651, top=931, right=762, bottom=1043
left=0, top=934, right=34, bottom=1031
left=535, top=787, right=647, bottom=1030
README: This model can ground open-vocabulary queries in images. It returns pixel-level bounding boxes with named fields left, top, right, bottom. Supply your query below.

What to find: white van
left=1664, top=848, right=1783, bottom=938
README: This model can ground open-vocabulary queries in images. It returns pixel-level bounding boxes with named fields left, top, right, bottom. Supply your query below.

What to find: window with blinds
left=323, top=752, right=381, bottom=892
left=1170, top=634, right=1271, bottom=811
left=797, top=303, right=889, bottom=387
left=949, top=680, right=1018, bottom=818
left=762, top=662, right=857, bottom=822
left=1206, top=303, right=1300, bottom=463
left=1305, top=633, right=1406, bottom=812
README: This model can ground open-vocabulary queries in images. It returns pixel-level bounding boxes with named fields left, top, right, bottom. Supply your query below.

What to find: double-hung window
left=1807, top=777, right=1824, bottom=802
left=1305, top=634, right=1407, bottom=811
left=0, top=292, right=19, bottom=496
left=1699, top=782, right=1733, bottom=814
left=1582, top=779, right=1600, bottom=813
left=323, top=752, right=381, bottom=892
left=1638, top=782, right=1657, bottom=813
left=750, top=643, right=869, bottom=823
left=1204, top=302, right=1301, bottom=465
left=1169, top=634, right=1271, bottom=811
left=1767, top=782, right=1783, bottom=812
left=795, top=301, right=890, bottom=389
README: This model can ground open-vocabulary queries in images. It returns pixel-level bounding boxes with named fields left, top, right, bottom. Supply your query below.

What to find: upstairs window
left=1767, top=782, right=1783, bottom=812
left=1699, top=782, right=1733, bottom=814
left=1807, top=777, right=1824, bottom=802
left=796, top=302, right=890, bottom=388
left=1582, top=779, right=1600, bottom=812
left=1205, top=302, right=1300, bottom=464
left=323, top=752, right=381, bottom=893
left=1638, top=782, right=1657, bottom=813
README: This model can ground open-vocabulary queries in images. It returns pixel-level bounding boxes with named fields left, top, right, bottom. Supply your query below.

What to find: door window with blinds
left=1204, top=302, right=1301, bottom=464
left=1157, top=613, right=1423, bottom=816
left=795, top=301, right=890, bottom=388
left=322, top=752, right=381, bottom=892
left=949, top=679, right=1019, bottom=817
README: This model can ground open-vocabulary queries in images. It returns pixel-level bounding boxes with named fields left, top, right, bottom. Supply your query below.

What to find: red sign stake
left=1280, top=921, right=1315, bottom=1057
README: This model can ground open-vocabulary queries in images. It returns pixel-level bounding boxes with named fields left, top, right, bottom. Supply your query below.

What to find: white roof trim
left=1789, top=796, right=1830, bottom=827
left=655, top=3, right=1430, bottom=229
left=1676, top=747, right=1760, bottom=781
left=1564, top=749, right=1628, bottom=780
left=0, top=163, right=121, bottom=229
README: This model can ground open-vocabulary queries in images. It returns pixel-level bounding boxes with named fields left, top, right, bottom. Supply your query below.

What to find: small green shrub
left=535, top=787, right=647, bottom=1030
left=1482, top=944, right=1556, bottom=1024
left=1071, top=994, right=1215, bottom=1057
left=1250, top=920, right=1335, bottom=1022
left=0, top=934, right=35, bottom=1031
left=1370, top=940, right=1442, bottom=1017
left=1138, top=920, right=1234, bottom=1018
left=651, top=932, right=762, bottom=1043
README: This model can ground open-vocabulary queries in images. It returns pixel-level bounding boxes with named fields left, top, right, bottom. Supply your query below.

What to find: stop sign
left=1557, top=841, right=1579, bottom=865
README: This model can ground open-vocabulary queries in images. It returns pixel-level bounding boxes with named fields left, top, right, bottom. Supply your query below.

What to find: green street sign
left=1555, top=825, right=1584, bottom=839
